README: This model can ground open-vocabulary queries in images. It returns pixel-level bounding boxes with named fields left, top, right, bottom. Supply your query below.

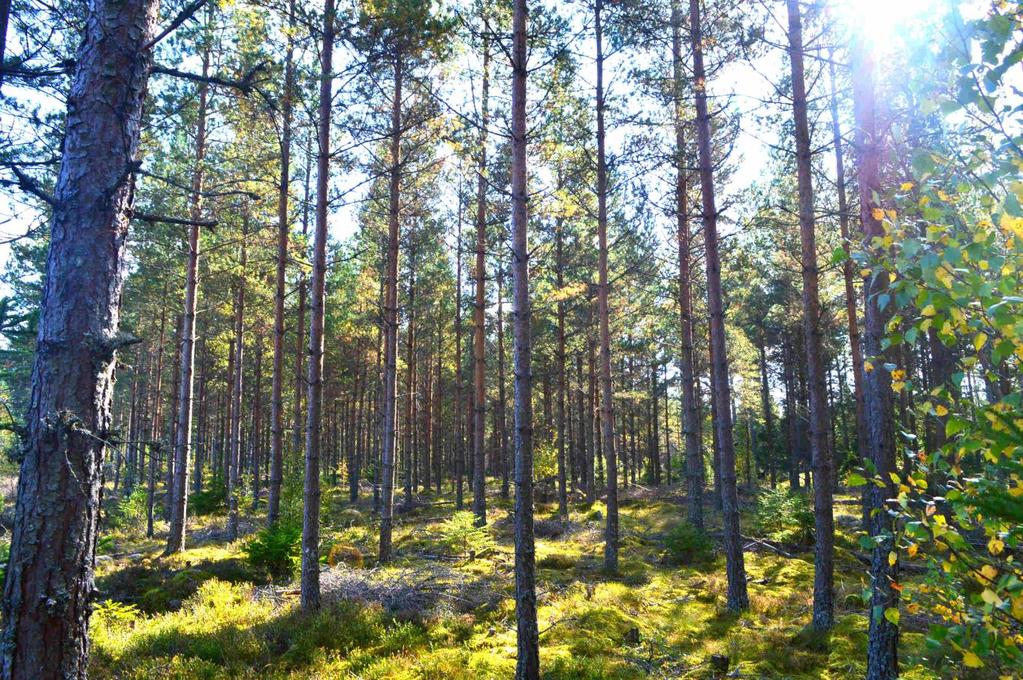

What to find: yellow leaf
left=935, top=405, right=949, bottom=417
left=989, top=537, right=1005, bottom=555
left=921, top=305, right=936, bottom=317
left=888, top=551, right=897, bottom=567
left=980, top=564, right=998, bottom=581
left=907, top=543, right=918, bottom=558
left=981, top=589, right=1003, bottom=606
left=974, top=333, right=988, bottom=352
left=871, top=207, right=885, bottom=221
left=900, top=181, right=914, bottom=191
left=864, top=361, right=874, bottom=373
left=963, top=651, right=983, bottom=668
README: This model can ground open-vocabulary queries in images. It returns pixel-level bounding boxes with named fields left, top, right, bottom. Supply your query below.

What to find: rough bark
left=510, top=0, right=539, bottom=674
left=166, top=40, right=210, bottom=555
left=786, top=0, right=834, bottom=631
left=853, top=36, right=900, bottom=680
left=378, top=53, right=402, bottom=562
left=688, top=0, right=748, bottom=611
left=301, top=0, right=335, bottom=611
left=0, top=1, right=160, bottom=676
left=267, top=0, right=297, bottom=527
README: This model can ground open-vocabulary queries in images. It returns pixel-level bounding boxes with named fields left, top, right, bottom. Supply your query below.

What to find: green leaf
left=847, top=472, right=868, bottom=487
left=884, top=607, right=900, bottom=626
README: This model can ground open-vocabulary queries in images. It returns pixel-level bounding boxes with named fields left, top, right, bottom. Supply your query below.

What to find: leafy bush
left=663, top=521, right=712, bottom=564
left=188, top=487, right=225, bottom=516
left=241, top=522, right=301, bottom=580
left=753, top=488, right=814, bottom=545
left=439, top=511, right=494, bottom=558
left=111, top=487, right=148, bottom=534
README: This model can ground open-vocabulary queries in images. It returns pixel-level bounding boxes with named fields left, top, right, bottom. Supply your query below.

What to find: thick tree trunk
left=268, top=0, right=297, bottom=527
left=378, top=54, right=402, bottom=562
left=853, top=36, right=899, bottom=680
left=301, top=0, right=335, bottom=611
left=688, top=0, right=748, bottom=612
left=0, top=1, right=160, bottom=676
left=510, top=0, right=539, bottom=674
left=166, top=42, right=210, bottom=555
left=786, top=0, right=834, bottom=631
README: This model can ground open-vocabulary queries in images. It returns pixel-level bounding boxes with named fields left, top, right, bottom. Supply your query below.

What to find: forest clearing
left=0, top=0, right=1021, bottom=678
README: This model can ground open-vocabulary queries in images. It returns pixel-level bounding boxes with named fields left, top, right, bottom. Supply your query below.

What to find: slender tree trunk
left=293, top=147, right=312, bottom=463
left=757, top=343, right=775, bottom=487
left=301, top=0, right=335, bottom=610
left=688, top=0, right=747, bottom=611
left=472, top=38, right=491, bottom=526
left=496, top=260, right=510, bottom=499
left=268, top=0, right=297, bottom=527
left=510, top=0, right=539, bottom=673
left=226, top=220, right=247, bottom=542
left=378, top=53, right=403, bottom=562
left=166, top=42, right=210, bottom=554
left=786, top=0, right=834, bottom=630
left=555, top=213, right=569, bottom=519
left=827, top=57, right=867, bottom=474
left=853, top=35, right=899, bottom=680
left=594, top=4, right=618, bottom=569
left=0, top=2, right=160, bottom=675
left=454, top=190, right=465, bottom=510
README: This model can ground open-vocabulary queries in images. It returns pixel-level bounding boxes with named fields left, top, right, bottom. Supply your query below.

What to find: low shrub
left=438, top=511, right=495, bottom=558
left=111, top=487, right=148, bottom=535
left=663, top=521, right=713, bottom=564
left=241, top=522, right=300, bottom=580
left=753, top=487, right=814, bottom=545
left=188, top=487, right=225, bottom=516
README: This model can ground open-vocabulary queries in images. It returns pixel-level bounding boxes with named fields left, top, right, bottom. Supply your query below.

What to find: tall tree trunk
left=300, top=0, right=334, bottom=612
left=0, top=1, right=159, bottom=675
left=378, top=53, right=403, bottom=562
left=293, top=145, right=312, bottom=461
left=510, top=0, right=539, bottom=674
left=594, top=1, right=618, bottom=571
left=688, top=0, right=748, bottom=611
left=786, top=0, right=834, bottom=631
left=268, top=0, right=297, bottom=527
left=555, top=212, right=569, bottom=519
left=472, top=38, right=491, bottom=526
left=758, top=343, right=775, bottom=488
left=496, top=259, right=509, bottom=499
left=454, top=191, right=465, bottom=510
left=853, top=35, right=899, bottom=680
left=827, top=58, right=867, bottom=475
left=167, top=41, right=210, bottom=555
left=226, top=220, right=247, bottom=542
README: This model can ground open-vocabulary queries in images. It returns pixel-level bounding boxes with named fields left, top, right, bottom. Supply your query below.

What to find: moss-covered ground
left=89, top=484, right=953, bottom=679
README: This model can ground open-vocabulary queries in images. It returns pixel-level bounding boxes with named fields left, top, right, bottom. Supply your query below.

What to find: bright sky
left=0, top=0, right=975, bottom=297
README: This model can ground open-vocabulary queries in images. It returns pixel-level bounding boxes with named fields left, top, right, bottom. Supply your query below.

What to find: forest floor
left=87, top=482, right=949, bottom=679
